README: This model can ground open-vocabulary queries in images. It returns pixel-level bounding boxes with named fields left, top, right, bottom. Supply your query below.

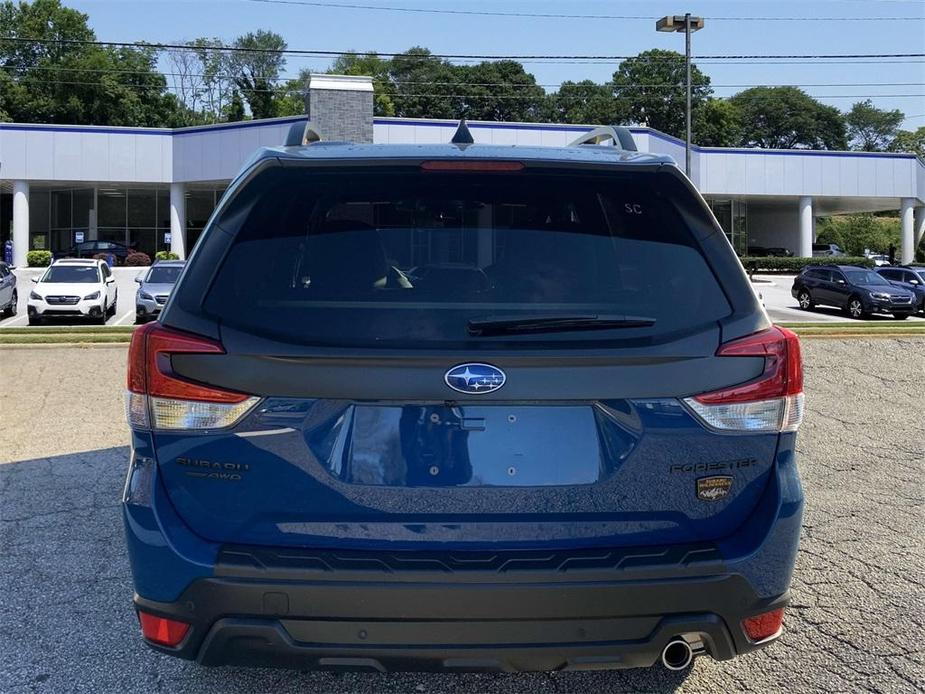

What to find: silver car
left=134, top=260, right=184, bottom=323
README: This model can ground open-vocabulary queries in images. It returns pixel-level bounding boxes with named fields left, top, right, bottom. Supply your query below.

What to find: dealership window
left=708, top=199, right=748, bottom=256
left=97, top=187, right=173, bottom=258
left=28, top=190, right=50, bottom=251
left=186, top=187, right=226, bottom=252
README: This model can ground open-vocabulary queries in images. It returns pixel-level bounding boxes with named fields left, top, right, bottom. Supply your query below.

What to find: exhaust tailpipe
left=661, top=638, right=694, bottom=671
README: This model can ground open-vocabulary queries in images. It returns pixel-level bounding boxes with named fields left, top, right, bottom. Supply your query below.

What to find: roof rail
left=568, top=126, right=637, bottom=152
left=284, top=120, right=323, bottom=147
left=451, top=119, right=475, bottom=145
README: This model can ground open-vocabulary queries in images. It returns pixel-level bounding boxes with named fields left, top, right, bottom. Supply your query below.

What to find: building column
left=900, top=198, right=915, bottom=264
left=798, top=196, right=813, bottom=258
left=913, top=206, right=924, bottom=257
left=169, top=183, right=186, bottom=259
left=88, top=187, right=98, bottom=241
left=12, top=180, right=29, bottom=268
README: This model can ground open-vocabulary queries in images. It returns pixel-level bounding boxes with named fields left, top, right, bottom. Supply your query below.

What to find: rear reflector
left=420, top=160, right=524, bottom=172
left=126, top=323, right=259, bottom=431
left=742, top=608, right=785, bottom=642
left=683, top=326, right=804, bottom=434
left=138, top=611, right=190, bottom=647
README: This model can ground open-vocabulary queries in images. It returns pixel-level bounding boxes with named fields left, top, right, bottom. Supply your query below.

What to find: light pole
left=656, top=14, right=704, bottom=177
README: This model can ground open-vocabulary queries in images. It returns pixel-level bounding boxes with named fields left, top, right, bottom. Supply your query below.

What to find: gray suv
left=134, top=260, right=184, bottom=323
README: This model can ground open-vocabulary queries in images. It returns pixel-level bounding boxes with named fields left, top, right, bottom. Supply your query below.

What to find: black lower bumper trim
left=194, top=614, right=736, bottom=672
left=134, top=568, right=788, bottom=671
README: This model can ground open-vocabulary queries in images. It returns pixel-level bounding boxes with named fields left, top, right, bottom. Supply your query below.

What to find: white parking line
left=114, top=308, right=136, bottom=326
left=2, top=313, right=30, bottom=327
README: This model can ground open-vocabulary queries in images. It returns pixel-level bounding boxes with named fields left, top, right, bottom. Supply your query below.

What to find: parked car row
left=791, top=264, right=925, bottom=319
left=19, top=257, right=185, bottom=325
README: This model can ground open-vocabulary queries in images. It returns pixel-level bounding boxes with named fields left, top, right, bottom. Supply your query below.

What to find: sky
left=67, top=0, right=925, bottom=128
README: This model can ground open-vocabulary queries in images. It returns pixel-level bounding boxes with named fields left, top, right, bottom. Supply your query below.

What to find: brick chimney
left=307, top=74, right=374, bottom=143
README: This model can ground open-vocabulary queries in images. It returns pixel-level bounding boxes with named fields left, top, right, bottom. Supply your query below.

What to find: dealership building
left=1, top=74, right=924, bottom=267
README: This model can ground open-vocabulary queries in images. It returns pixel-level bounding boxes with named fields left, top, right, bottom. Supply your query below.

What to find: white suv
left=28, top=258, right=117, bottom=325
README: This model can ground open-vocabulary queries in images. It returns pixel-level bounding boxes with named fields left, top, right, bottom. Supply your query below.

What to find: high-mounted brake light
left=126, top=323, right=259, bottom=430
left=420, top=160, right=524, bottom=172
left=138, top=611, right=190, bottom=647
left=683, top=326, right=804, bottom=433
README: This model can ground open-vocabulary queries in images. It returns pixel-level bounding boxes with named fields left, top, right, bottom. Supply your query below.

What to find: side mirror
left=134, top=276, right=143, bottom=284
left=105, top=277, right=115, bottom=284
left=910, top=279, right=920, bottom=285
left=31, top=277, right=39, bottom=283
left=836, top=279, right=846, bottom=285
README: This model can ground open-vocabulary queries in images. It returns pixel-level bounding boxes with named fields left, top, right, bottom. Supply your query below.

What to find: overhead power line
left=2, top=64, right=922, bottom=91
left=239, top=0, right=925, bottom=22
left=4, top=75, right=922, bottom=101
left=1, top=37, right=923, bottom=62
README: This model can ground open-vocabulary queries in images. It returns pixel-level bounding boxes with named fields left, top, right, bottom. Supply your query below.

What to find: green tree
left=889, top=126, right=925, bottom=160
left=455, top=60, right=546, bottom=122
left=224, top=90, right=245, bottom=122
left=845, top=99, right=904, bottom=151
left=330, top=52, right=395, bottom=116
left=611, top=49, right=712, bottom=138
left=275, top=67, right=309, bottom=117
left=389, top=47, right=460, bottom=119
left=729, top=87, right=847, bottom=150
left=693, top=99, right=742, bottom=147
left=229, top=30, right=286, bottom=119
left=0, top=0, right=186, bottom=126
left=815, top=214, right=900, bottom=256
left=543, top=80, right=623, bottom=125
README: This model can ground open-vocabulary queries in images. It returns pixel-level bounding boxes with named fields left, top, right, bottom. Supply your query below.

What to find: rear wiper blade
left=467, top=314, right=656, bottom=336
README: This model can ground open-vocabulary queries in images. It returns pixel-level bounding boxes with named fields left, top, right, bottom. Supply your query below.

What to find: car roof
left=53, top=258, right=99, bottom=265
left=257, top=142, right=676, bottom=168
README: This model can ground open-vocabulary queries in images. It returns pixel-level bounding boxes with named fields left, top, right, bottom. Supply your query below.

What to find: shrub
left=92, top=252, right=109, bottom=261
left=26, top=250, right=52, bottom=267
left=125, top=252, right=152, bottom=266
left=739, top=256, right=875, bottom=273
left=155, top=251, right=180, bottom=261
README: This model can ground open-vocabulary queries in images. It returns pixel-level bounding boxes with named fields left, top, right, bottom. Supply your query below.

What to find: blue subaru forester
left=123, top=122, right=804, bottom=673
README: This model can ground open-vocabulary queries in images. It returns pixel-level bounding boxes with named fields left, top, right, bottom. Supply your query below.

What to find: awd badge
left=696, top=476, right=733, bottom=502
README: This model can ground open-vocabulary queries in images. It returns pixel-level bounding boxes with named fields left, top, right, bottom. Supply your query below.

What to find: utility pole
left=656, top=14, right=705, bottom=178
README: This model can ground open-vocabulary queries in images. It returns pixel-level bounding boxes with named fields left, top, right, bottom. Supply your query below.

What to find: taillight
left=137, top=611, right=190, bottom=647
left=126, top=323, right=259, bottom=430
left=683, top=326, right=804, bottom=433
left=741, top=607, right=785, bottom=642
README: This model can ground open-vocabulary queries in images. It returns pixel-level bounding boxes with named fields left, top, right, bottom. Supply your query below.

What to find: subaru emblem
left=444, top=363, right=506, bottom=394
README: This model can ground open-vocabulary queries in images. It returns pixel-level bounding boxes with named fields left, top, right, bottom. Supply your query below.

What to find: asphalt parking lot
left=1, top=339, right=923, bottom=693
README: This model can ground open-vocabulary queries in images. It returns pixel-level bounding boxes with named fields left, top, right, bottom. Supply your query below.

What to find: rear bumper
left=123, top=431, right=803, bottom=671
left=135, top=569, right=788, bottom=671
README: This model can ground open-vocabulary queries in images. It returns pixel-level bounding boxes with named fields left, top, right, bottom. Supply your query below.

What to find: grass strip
left=0, top=325, right=136, bottom=334
left=778, top=321, right=924, bottom=329
left=0, top=333, right=132, bottom=344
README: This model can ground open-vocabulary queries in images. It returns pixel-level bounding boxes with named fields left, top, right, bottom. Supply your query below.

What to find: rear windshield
left=204, top=168, right=730, bottom=348
left=41, top=265, right=100, bottom=283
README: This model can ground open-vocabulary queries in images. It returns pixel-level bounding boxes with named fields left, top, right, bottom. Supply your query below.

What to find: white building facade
left=2, top=75, right=924, bottom=266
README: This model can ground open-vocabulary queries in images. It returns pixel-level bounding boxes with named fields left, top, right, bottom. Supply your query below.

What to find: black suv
left=791, top=265, right=917, bottom=319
